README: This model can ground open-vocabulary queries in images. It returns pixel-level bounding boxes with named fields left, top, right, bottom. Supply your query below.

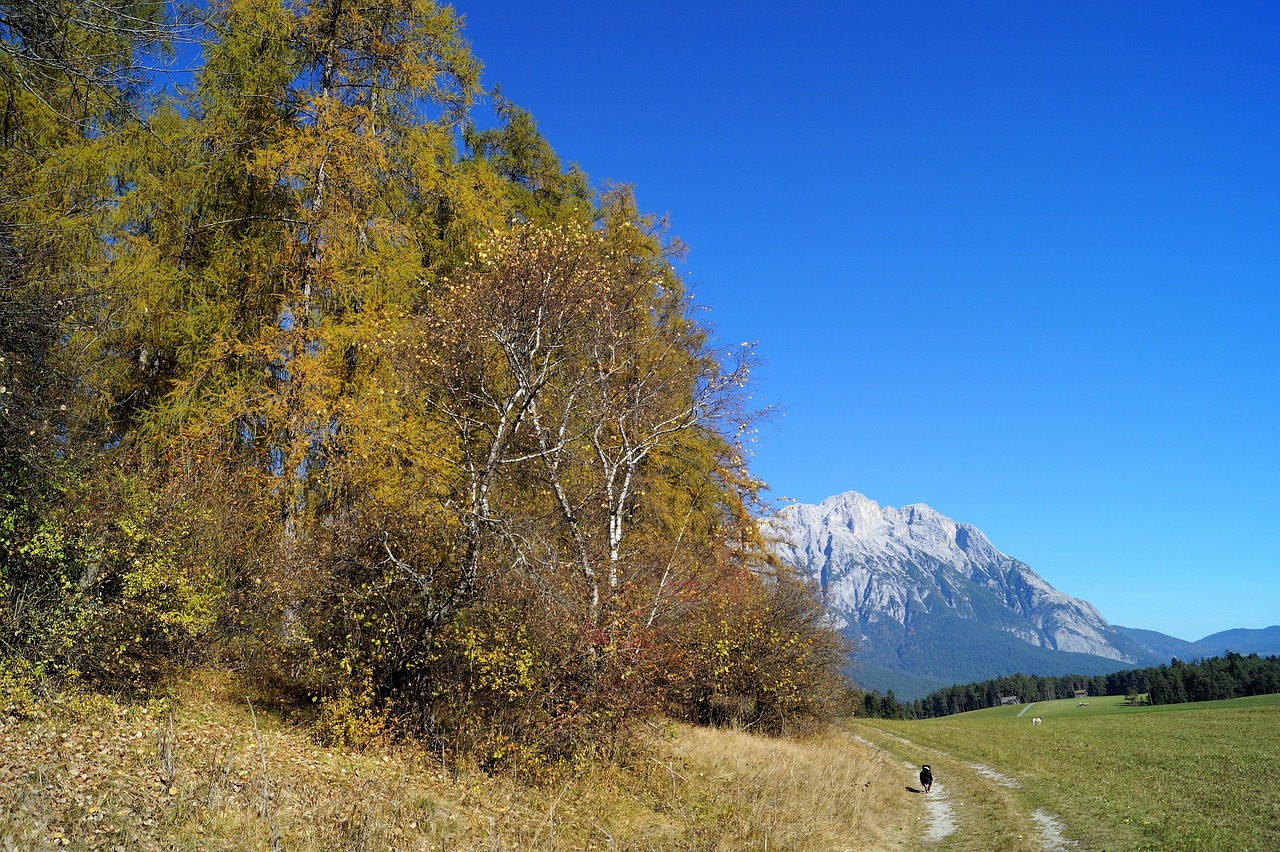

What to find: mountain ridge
left=767, top=490, right=1250, bottom=699
left=1114, top=624, right=1280, bottom=660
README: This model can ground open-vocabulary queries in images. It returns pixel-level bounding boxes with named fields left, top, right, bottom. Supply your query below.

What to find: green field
left=852, top=693, right=1280, bottom=851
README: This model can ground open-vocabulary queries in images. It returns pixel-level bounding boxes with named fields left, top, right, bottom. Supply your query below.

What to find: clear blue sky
left=458, top=2, right=1280, bottom=641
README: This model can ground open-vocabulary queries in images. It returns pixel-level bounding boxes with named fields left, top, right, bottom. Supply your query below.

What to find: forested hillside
left=0, top=0, right=846, bottom=770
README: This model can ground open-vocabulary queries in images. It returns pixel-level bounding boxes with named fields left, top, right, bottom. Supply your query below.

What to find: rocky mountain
left=767, top=491, right=1165, bottom=699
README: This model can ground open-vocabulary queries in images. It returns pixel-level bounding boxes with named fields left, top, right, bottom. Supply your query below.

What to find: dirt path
left=849, top=728, right=1078, bottom=850
left=914, top=762, right=957, bottom=842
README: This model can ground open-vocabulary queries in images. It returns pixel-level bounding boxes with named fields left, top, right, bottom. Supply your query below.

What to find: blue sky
left=458, top=3, right=1277, bottom=640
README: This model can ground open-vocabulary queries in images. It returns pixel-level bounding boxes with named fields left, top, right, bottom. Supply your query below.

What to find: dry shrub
left=0, top=657, right=40, bottom=717
left=660, top=567, right=851, bottom=736
left=406, top=581, right=664, bottom=776
left=313, top=678, right=392, bottom=749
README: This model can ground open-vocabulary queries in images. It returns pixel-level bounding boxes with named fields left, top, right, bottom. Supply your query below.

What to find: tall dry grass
left=0, top=674, right=917, bottom=850
left=650, top=725, right=913, bottom=850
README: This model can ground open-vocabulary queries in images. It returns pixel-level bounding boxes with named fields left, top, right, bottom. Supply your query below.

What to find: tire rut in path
left=908, top=761, right=957, bottom=842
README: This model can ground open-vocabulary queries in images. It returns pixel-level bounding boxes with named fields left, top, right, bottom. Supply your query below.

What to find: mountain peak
left=780, top=491, right=999, bottom=570
left=769, top=491, right=1158, bottom=698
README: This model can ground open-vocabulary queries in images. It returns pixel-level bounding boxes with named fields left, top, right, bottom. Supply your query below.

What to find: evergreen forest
left=860, top=653, right=1280, bottom=719
left=0, top=0, right=849, bottom=770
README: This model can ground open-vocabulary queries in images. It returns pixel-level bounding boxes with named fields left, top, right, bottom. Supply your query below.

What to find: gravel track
left=851, top=727, right=1079, bottom=849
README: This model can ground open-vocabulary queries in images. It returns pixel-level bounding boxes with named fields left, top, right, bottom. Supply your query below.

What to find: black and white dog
left=919, top=764, right=933, bottom=793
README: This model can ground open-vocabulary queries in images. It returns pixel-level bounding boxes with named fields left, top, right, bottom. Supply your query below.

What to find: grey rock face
left=768, top=491, right=1141, bottom=663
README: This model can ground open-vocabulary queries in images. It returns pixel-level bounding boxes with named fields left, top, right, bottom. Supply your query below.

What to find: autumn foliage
left=0, top=0, right=847, bottom=769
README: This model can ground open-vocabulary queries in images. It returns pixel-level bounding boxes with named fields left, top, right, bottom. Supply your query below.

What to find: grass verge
left=1, top=672, right=917, bottom=850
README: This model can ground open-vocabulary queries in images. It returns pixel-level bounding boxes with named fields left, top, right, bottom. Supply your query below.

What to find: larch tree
left=84, top=0, right=490, bottom=695
left=0, top=0, right=172, bottom=671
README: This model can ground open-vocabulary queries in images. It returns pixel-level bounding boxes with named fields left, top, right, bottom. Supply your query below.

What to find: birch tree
left=399, top=214, right=761, bottom=631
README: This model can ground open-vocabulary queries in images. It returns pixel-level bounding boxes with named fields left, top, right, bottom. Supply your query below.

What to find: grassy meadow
left=851, top=693, right=1280, bottom=851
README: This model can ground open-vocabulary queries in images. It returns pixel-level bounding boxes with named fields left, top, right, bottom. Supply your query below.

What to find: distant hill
left=1196, top=626, right=1280, bottom=656
left=1115, top=624, right=1280, bottom=660
left=1110, top=626, right=1203, bottom=661
left=768, top=491, right=1166, bottom=700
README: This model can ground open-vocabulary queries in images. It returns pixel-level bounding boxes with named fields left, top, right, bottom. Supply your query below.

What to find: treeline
left=1142, top=654, right=1280, bottom=705
left=858, top=653, right=1280, bottom=719
left=0, top=0, right=848, bottom=770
